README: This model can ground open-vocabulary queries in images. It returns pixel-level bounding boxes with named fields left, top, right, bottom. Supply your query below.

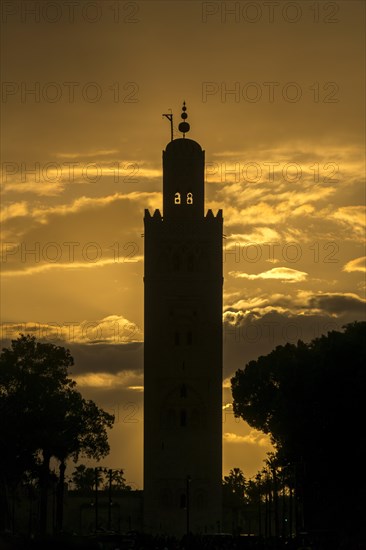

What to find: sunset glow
left=1, top=0, right=365, bottom=492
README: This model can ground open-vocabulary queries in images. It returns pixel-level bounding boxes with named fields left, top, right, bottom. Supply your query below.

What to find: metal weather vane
left=162, top=109, right=173, bottom=142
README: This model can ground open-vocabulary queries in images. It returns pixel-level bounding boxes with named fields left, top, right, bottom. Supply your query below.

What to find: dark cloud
left=70, top=341, right=143, bottom=376
left=223, top=307, right=364, bottom=379
left=308, top=293, right=366, bottom=315
left=0, top=339, right=143, bottom=377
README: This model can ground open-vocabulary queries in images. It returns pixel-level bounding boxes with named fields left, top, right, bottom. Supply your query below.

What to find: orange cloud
left=0, top=315, right=142, bottom=345
left=343, top=256, right=366, bottom=273
left=224, top=431, right=271, bottom=448
left=74, top=370, right=143, bottom=389
left=229, top=267, right=308, bottom=283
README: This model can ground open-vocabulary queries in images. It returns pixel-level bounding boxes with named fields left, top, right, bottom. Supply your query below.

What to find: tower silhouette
left=143, top=103, right=223, bottom=536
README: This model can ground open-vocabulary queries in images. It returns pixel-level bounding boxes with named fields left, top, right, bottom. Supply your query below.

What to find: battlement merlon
left=206, top=208, right=223, bottom=220
left=144, top=208, right=162, bottom=221
left=144, top=208, right=222, bottom=222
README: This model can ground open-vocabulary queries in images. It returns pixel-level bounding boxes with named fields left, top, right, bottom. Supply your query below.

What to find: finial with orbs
left=178, top=101, right=190, bottom=137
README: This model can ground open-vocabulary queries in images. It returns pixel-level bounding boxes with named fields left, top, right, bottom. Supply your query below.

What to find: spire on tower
left=178, top=101, right=190, bottom=137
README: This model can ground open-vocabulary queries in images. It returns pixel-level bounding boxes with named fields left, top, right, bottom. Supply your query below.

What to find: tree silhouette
left=223, top=467, right=247, bottom=504
left=71, top=465, right=131, bottom=493
left=223, top=468, right=247, bottom=534
left=0, top=334, right=114, bottom=535
left=51, top=392, right=114, bottom=531
left=101, top=468, right=131, bottom=491
left=71, top=464, right=102, bottom=492
left=231, top=322, right=366, bottom=542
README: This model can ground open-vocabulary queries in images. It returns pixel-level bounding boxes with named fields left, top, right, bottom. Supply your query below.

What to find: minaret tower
left=143, top=103, right=223, bottom=536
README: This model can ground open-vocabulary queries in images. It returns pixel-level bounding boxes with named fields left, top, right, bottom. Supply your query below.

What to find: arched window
left=187, top=192, right=193, bottom=204
left=174, top=192, right=181, bottom=204
left=180, top=409, right=187, bottom=427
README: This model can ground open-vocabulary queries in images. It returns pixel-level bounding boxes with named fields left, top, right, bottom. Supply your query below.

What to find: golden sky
left=1, top=0, right=365, bottom=489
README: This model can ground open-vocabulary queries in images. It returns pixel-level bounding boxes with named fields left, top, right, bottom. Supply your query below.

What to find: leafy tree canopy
left=231, top=321, right=366, bottom=535
left=223, top=467, right=247, bottom=507
left=0, top=334, right=114, bottom=479
left=71, top=464, right=132, bottom=492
